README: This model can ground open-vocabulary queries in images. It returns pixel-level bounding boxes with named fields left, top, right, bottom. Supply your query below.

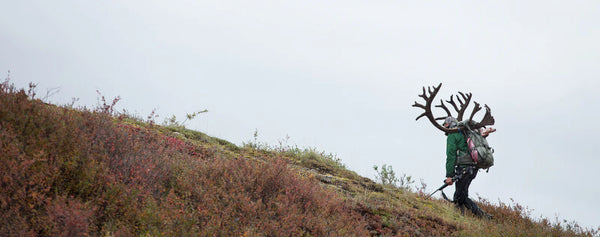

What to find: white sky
left=2, top=0, right=599, bottom=229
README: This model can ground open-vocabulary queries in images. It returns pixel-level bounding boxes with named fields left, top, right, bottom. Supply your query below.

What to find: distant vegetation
left=1, top=78, right=597, bottom=236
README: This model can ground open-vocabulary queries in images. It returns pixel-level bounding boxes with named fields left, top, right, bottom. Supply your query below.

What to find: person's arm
left=445, top=134, right=457, bottom=178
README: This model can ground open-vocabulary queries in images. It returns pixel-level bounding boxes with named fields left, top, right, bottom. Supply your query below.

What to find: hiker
left=413, top=84, right=496, bottom=218
left=443, top=116, right=492, bottom=218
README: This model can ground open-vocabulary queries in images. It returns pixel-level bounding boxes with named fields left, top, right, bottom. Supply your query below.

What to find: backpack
left=457, top=121, right=494, bottom=170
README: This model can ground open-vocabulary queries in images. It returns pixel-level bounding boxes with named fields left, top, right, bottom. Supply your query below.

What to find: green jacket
left=446, top=132, right=468, bottom=177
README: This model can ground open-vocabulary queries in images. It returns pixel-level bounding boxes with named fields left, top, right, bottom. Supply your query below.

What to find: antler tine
left=457, top=92, right=467, bottom=106
left=444, top=92, right=472, bottom=121
left=428, top=86, right=436, bottom=96
left=456, top=94, right=464, bottom=105
left=455, top=92, right=472, bottom=121
left=413, top=88, right=429, bottom=121
left=434, top=99, right=452, bottom=119
left=446, top=95, right=459, bottom=114
left=468, top=101, right=482, bottom=122
left=415, top=112, right=426, bottom=121
left=412, top=83, right=458, bottom=133
left=417, top=87, right=426, bottom=100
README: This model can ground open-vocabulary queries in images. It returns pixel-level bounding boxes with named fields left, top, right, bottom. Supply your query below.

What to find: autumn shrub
left=0, top=79, right=370, bottom=236
left=473, top=197, right=599, bottom=237
left=173, top=155, right=370, bottom=236
left=1, top=78, right=597, bottom=236
left=0, top=80, right=204, bottom=235
left=47, top=196, right=96, bottom=236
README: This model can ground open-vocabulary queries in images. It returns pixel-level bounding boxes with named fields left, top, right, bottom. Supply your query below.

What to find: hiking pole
left=425, top=182, right=449, bottom=200
left=425, top=174, right=461, bottom=200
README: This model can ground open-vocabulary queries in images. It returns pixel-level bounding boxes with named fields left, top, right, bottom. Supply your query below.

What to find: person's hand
left=445, top=177, right=454, bottom=185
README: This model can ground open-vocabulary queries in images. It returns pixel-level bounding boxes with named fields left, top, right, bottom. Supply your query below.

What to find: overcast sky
left=2, top=0, right=599, bottom=229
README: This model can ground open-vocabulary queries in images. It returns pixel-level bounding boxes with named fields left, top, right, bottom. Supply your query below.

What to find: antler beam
left=412, top=83, right=459, bottom=133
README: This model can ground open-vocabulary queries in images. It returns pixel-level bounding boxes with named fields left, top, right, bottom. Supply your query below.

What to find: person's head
left=443, top=116, right=458, bottom=128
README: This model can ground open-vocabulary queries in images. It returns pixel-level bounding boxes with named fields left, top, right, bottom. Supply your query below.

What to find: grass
left=0, top=79, right=598, bottom=236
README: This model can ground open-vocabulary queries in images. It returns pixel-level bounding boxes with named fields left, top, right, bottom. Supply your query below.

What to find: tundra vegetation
left=0, top=78, right=597, bottom=236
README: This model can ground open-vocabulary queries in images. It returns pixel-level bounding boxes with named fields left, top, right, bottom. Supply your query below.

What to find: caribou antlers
left=412, top=83, right=495, bottom=133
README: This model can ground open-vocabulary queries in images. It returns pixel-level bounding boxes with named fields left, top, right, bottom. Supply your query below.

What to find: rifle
left=425, top=173, right=462, bottom=201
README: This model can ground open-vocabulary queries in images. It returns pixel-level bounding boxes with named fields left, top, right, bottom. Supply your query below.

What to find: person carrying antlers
left=413, top=83, right=495, bottom=219
left=443, top=116, right=494, bottom=218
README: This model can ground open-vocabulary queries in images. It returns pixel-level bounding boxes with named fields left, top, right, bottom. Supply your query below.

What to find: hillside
left=1, top=79, right=597, bottom=236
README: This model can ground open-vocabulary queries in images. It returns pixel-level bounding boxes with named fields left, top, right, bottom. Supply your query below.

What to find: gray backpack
left=457, top=121, right=494, bottom=170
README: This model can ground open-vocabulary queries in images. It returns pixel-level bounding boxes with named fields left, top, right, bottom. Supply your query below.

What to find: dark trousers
left=453, top=166, right=485, bottom=216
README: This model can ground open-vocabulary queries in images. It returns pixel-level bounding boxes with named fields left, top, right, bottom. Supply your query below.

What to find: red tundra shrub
left=179, top=156, right=371, bottom=236
left=5, top=79, right=593, bottom=236
left=0, top=80, right=370, bottom=235
left=47, top=196, right=96, bottom=236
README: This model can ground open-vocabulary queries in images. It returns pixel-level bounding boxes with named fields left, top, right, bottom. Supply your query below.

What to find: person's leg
left=453, top=166, right=471, bottom=215
left=462, top=168, right=483, bottom=215
left=453, top=167, right=488, bottom=216
left=453, top=167, right=472, bottom=206
left=456, top=167, right=492, bottom=218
